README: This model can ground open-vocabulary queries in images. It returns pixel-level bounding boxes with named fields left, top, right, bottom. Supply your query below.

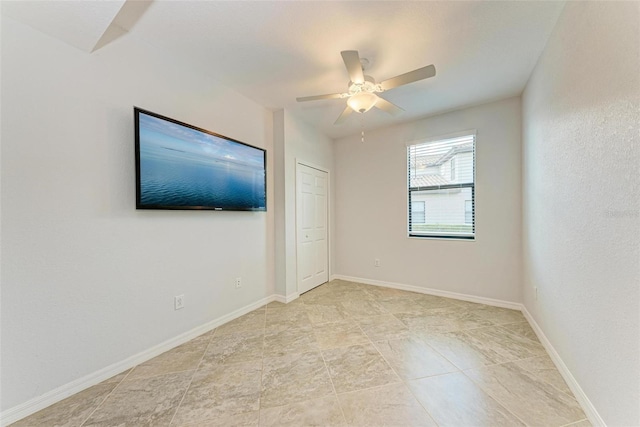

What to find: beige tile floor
left=11, top=280, right=591, bottom=427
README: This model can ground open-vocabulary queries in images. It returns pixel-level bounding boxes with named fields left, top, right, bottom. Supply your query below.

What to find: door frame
left=295, top=159, right=331, bottom=294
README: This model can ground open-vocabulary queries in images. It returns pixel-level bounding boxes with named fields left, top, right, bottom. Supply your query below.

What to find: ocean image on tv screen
left=138, top=112, right=266, bottom=210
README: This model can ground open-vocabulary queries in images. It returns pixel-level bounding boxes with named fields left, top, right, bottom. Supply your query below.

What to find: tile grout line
left=478, top=333, right=580, bottom=403
left=167, top=330, right=216, bottom=426
left=298, top=293, right=349, bottom=422
left=264, top=293, right=347, bottom=421
left=79, top=366, right=135, bottom=427
left=307, top=284, right=372, bottom=424
left=81, top=331, right=219, bottom=426
left=486, top=323, right=547, bottom=347
left=88, top=367, right=205, bottom=385
left=257, top=304, right=268, bottom=413
left=330, top=378, right=408, bottom=397
left=399, top=321, right=545, bottom=370
left=458, top=368, right=531, bottom=426
left=318, top=344, right=349, bottom=425
left=467, top=353, right=584, bottom=403
left=560, top=418, right=590, bottom=427
left=358, top=302, right=442, bottom=427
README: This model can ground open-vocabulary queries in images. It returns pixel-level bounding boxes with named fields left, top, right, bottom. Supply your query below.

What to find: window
left=450, top=158, right=456, bottom=181
left=407, top=134, right=475, bottom=239
left=411, top=201, right=425, bottom=224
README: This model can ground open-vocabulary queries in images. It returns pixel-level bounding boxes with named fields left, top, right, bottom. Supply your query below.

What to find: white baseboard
left=272, top=292, right=300, bottom=304
left=4, top=281, right=603, bottom=427
left=331, top=274, right=521, bottom=310
left=0, top=295, right=276, bottom=427
left=273, top=294, right=287, bottom=303
left=521, top=306, right=604, bottom=427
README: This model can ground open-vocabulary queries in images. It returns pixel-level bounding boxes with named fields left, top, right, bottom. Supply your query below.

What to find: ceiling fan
left=296, top=50, right=436, bottom=124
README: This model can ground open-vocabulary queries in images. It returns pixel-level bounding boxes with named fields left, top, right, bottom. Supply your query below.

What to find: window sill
left=407, top=234, right=475, bottom=241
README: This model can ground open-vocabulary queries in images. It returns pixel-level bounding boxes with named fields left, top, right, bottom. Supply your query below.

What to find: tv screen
left=135, top=108, right=266, bottom=211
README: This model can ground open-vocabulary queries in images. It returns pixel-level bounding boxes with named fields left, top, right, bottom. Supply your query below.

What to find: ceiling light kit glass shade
left=347, top=92, right=378, bottom=113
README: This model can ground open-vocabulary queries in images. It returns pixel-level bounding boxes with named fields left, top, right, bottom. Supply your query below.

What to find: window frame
left=464, top=200, right=473, bottom=225
left=406, top=131, right=476, bottom=241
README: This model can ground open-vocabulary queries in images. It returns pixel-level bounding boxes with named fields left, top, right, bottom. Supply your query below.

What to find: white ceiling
left=3, top=1, right=565, bottom=139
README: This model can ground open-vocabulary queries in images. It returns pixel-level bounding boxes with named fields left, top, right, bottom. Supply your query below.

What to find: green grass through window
left=412, top=224, right=473, bottom=233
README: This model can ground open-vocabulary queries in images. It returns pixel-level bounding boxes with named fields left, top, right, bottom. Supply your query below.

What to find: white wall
left=273, top=110, right=334, bottom=297
left=0, top=16, right=274, bottom=411
left=522, top=2, right=640, bottom=425
left=334, top=97, right=522, bottom=302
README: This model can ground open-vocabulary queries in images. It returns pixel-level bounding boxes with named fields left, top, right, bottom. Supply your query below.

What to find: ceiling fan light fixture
left=296, top=50, right=436, bottom=124
left=347, top=92, right=378, bottom=113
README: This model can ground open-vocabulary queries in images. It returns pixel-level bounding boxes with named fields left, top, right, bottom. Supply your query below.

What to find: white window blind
left=407, top=134, right=475, bottom=239
left=411, top=201, right=426, bottom=224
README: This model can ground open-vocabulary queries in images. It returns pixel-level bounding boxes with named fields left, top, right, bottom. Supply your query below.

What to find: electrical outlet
left=235, top=277, right=242, bottom=289
left=174, top=295, right=185, bottom=310
left=374, top=258, right=380, bottom=267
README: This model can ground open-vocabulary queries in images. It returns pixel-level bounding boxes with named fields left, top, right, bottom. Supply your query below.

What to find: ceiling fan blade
left=380, top=64, right=436, bottom=91
left=334, top=105, right=353, bottom=125
left=341, top=50, right=364, bottom=84
left=296, top=93, right=344, bottom=102
left=374, top=96, right=404, bottom=116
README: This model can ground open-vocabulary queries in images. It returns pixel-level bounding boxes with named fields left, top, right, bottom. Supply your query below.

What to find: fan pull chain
left=360, top=115, right=365, bottom=143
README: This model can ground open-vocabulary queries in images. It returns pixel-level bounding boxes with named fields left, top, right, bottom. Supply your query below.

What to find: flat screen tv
left=135, top=108, right=266, bottom=211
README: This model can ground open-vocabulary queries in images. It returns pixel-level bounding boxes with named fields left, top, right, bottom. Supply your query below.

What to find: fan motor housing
left=348, top=75, right=380, bottom=95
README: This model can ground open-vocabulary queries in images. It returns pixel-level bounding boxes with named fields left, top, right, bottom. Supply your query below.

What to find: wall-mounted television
left=135, top=108, right=266, bottom=211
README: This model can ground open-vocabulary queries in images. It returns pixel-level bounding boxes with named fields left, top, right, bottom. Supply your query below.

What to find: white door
left=296, top=163, right=329, bottom=294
